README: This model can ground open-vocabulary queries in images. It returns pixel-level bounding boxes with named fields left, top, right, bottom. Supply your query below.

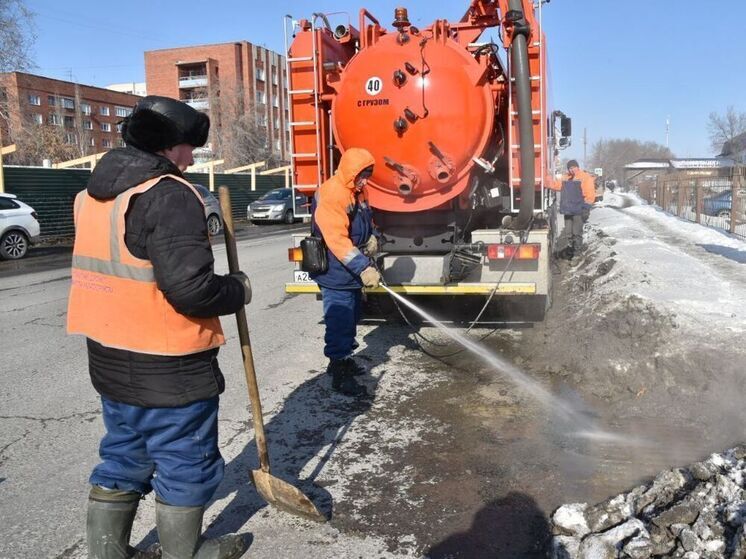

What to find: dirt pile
left=550, top=446, right=746, bottom=559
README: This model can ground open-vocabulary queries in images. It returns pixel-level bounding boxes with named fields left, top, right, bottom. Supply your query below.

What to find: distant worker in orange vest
left=67, top=96, right=250, bottom=559
left=549, top=159, right=596, bottom=260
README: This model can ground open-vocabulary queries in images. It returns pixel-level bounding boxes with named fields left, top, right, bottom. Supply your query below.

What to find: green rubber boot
left=86, top=486, right=142, bottom=559
left=155, top=501, right=246, bottom=559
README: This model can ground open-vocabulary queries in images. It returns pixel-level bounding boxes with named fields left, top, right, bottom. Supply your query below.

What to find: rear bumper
left=285, top=282, right=537, bottom=295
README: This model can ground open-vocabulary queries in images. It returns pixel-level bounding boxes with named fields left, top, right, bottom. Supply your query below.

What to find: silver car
left=193, top=184, right=223, bottom=236
left=248, top=188, right=303, bottom=225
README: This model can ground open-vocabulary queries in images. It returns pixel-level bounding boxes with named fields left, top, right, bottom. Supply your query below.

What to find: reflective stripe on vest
left=67, top=174, right=225, bottom=356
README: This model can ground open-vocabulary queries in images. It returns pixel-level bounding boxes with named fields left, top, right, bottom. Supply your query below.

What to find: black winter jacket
left=83, top=146, right=245, bottom=407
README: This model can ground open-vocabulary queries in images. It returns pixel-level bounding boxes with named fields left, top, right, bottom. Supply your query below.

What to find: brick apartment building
left=0, top=72, right=142, bottom=157
left=144, top=41, right=289, bottom=161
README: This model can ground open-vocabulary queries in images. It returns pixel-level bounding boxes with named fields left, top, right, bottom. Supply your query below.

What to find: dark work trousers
left=321, top=286, right=362, bottom=360
left=563, top=214, right=584, bottom=253
left=89, top=396, right=223, bottom=507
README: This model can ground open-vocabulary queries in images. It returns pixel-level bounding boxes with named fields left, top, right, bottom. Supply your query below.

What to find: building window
left=255, top=67, right=265, bottom=81
left=48, top=95, right=57, bottom=106
left=100, top=106, right=110, bottom=116
left=32, top=113, right=43, bottom=125
left=274, top=138, right=281, bottom=152
left=102, top=138, right=112, bottom=148
left=63, top=115, right=75, bottom=128
left=28, top=94, right=41, bottom=106
left=115, top=106, right=130, bottom=117
left=257, top=114, right=267, bottom=126
left=83, top=120, right=93, bottom=130
left=62, top=98, right=75, bottom=110
left=64, top=133, right=77, bottom=144
left=272, top=94, right=279, bottom=108
left=256, top=90, right=266, bottom=105
left=271, top=68, right=278, bottom=86
left=48, top=113, right=61, bottom=126
left=116, top=122, right=123, bottom=133
left=81, top=102, right=92, bottom=115
left=117, top=138, right=125, bottom=147
left=89, top=137, right=96, bottom=147
left=100, top=122, right=111, bottom=132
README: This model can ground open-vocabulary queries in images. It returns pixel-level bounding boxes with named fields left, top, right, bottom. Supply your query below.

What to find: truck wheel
left=0, top=230, right=29, bottom=260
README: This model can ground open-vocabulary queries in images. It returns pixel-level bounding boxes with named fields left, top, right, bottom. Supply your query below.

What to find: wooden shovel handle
left=218, top=186, right=271, bottom=473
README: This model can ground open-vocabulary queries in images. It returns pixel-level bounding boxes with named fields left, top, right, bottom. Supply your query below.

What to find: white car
left=0, top=193, right=41, bottom=260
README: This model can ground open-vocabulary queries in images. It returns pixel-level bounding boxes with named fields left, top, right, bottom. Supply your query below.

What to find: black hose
left=508, top=0, right=535, bottom=230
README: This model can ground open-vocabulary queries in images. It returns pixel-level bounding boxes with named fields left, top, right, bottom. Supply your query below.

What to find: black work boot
left=328, top=359, right=367, bottom=396
left=342, top=357, right=366, bottom=376
left=155, top=501, right=246, bottom=559
left=87, top=486, right=142, bottom=559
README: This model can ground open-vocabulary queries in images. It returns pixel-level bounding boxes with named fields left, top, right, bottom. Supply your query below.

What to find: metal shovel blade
left=251, top=469, right=326, bottom=522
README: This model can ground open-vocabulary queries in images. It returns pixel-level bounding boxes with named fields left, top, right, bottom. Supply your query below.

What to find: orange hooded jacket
left=312, top=148, right=376, bottom=287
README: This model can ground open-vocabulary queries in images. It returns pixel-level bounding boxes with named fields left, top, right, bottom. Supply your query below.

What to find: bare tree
left=0, top=0, right=35, bottom=72
left=209, top=84, right=280, bottom=167
left=10, top=120, right=76, bottom=165
left=707, top=106, right=746, bottom=155
left=590, top=138, right=674, bottom=183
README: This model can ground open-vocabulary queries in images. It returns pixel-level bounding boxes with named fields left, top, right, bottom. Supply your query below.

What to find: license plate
left=252, top=213, right=268, bottom=218
left=293, top=270, right=313, bottom=283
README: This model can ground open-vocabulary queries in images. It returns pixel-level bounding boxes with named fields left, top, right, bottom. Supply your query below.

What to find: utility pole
left=583, top=127, right=587, bottom=168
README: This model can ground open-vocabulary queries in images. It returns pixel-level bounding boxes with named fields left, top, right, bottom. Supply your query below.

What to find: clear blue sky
left=25, top=0, right=746, bottom=160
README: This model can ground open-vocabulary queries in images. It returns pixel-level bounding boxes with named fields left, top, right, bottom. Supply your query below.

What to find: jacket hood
left=86, top=146, right=182, bottom=200
left=336, top=148, right=375, bottom=188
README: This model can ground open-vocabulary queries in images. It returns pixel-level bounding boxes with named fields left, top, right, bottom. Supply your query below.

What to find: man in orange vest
left=549, top=159, right=596, bottom=259
left=67, top=96, right=250, bottom=559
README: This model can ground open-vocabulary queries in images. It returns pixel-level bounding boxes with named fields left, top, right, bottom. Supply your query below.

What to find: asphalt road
left=3, top=205, right=739, bottom=558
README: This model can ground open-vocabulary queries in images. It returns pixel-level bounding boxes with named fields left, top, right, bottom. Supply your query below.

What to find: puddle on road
left=333, top=330, right=741, bottom=558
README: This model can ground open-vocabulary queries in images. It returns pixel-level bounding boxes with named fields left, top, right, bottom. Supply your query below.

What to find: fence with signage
left=636, top=166, right=745, bottom=241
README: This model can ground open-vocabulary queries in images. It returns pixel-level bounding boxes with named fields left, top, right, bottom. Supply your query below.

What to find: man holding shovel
left=67, top=96, right=251, bottom=559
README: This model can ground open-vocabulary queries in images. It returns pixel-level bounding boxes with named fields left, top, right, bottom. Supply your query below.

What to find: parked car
left=247, top=188, right=304, bottom=225
left=193, top=184, right=223, bottom=236
left=0, top=193, right=40, bottom=260
left=703, top=190, right=733, bottom=219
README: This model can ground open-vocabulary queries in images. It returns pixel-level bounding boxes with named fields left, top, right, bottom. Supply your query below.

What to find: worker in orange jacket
left=311, top=148, right=380, bottom=396
left=549, top=159, right=596, bottom=259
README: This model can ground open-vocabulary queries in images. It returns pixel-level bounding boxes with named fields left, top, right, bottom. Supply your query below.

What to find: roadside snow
left=577, top=191, right=746, bottom=336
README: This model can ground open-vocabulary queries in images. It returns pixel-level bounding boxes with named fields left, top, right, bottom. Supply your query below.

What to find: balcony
left=179, top=76, right=208, bottom=88
left=185, top=99, right=209, bottom=110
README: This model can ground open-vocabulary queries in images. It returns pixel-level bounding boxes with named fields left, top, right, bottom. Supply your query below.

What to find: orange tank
left=332, top=30, right=496, bottom=212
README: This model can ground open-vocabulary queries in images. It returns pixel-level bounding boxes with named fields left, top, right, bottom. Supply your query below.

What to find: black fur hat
left=121, top=96, right=210, bottom=153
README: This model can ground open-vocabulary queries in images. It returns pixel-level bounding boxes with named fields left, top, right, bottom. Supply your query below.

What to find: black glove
left=229, top=272, right=252, bottom=304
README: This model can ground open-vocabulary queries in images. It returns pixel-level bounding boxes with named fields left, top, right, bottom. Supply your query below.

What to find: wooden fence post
left=695, top=180, right=703, bottom=224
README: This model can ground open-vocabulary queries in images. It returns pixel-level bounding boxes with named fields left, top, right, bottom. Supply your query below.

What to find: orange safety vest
left=66, top=174, right=225, bottom=356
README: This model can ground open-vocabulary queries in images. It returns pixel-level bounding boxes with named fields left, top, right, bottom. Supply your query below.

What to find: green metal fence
left=3, top=166, right=285, bottom=238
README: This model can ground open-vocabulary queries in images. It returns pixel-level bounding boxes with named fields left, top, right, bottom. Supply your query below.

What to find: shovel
left=218, top=186, right=326, bottom=522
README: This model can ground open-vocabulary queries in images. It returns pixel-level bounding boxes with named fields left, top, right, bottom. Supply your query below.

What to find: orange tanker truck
left=284, top=0, right=572, bottom=321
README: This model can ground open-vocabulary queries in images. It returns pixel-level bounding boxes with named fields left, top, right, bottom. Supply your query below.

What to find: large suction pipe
left=508, top=0, right=535, bottom=230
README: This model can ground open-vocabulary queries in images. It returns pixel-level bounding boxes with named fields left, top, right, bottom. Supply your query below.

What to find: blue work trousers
left=321, top=286, right=362, bottom=360
left=89, top=396, right=223, bottom=507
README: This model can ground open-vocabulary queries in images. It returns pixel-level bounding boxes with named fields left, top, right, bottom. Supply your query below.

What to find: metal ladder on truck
left=283, top=15, right=324, bottom=219
left=507, top=0, right=546, bottom=213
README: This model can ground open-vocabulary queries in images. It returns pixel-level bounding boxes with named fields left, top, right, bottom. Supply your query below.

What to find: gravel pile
left=551, top=446, right=746, bottom=558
